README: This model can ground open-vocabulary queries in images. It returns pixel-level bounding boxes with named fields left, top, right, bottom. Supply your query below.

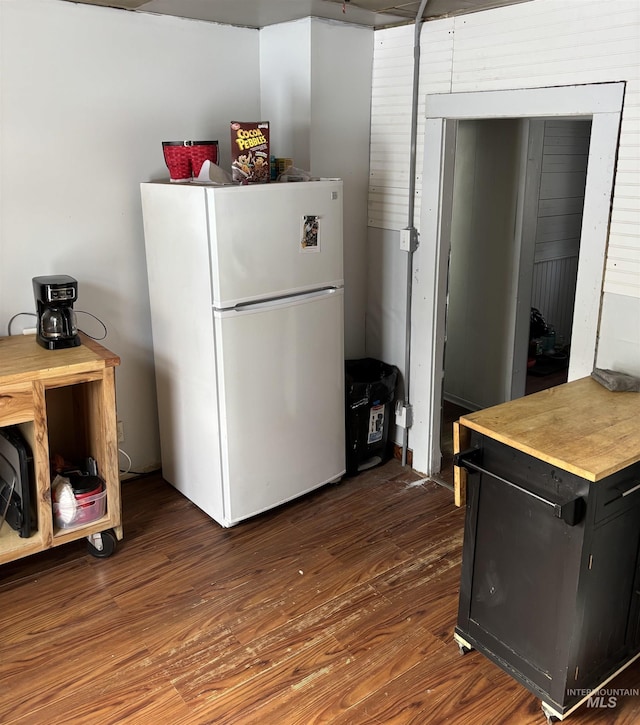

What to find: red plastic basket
left=162, top=141, right=218, bottom=182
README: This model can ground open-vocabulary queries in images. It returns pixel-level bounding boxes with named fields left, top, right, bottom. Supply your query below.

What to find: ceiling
left=62, top=0, right=533, bottom=29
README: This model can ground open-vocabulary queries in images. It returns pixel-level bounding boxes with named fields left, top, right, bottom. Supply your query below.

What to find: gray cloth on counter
left=591, top=368, right=640, bottom=392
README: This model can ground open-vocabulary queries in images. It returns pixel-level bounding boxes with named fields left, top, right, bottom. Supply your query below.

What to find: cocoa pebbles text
left=234, top=128, right=267, bottom=151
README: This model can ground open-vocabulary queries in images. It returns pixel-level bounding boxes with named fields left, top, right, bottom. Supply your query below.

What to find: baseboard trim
left=443, top=392, right=481, bottom=412
left=120, top=462, right=162, bottom=482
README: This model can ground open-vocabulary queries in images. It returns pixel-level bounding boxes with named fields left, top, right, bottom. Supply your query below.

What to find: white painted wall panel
left=309, top=19, right=374, bottom=360
left=539, top=197, right=584, bottom=216
left=536, top=215, right=583, bottom=244
left=534, top=240, right=580, bottom=263
left=260, top=21, right=311, bottom=169
left=539, top=172, right=587, bottom=200
left=531, top=256, right=579, bottom=346
left=528, top=120, right=589, bottom=350
left=368, top=19, right=454, bottom=231
left=611, top=211, right=640, bottom=227
left=444, top=119, right=523, bottom=410
left=597, top=293, right=640, bottom=376
left=609, top=247, right=640, bottom=264
left=368, top=0, right=640, bottom=298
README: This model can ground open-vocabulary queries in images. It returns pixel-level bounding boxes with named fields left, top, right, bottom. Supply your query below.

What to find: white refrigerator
left=140, top=179, right=345, bottom=527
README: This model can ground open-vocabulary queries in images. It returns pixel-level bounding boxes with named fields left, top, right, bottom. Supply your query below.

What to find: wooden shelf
left=0, top=524, right=45, bottom=559
left=0, top=333, right=121, bottom=565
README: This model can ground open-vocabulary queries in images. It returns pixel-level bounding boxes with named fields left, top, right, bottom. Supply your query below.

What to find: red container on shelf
left=71, top=475, right=105, bottom=526
left=53, top=474, right=107, bottom=529
left=71, top=475, right=103, bottom=498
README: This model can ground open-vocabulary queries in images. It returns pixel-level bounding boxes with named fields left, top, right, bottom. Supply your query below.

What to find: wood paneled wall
left=530, top=119, right=590, bottom=344
left=369, top=0, right=640, bottom=300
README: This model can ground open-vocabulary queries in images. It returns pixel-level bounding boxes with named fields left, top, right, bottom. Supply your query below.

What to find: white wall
left=365, top=227, right=406, bottom=380
left=261, top=18, right=373, bottom=358
left=1, top=1, right=372, bottom=474
left=598, top=293, right=640, bottom=376
left=444, top=119, right=523, bottom=411
left=260, top=20, right=312, bottom=170
left=311, top=20, right=372, bottom=358
left=0, top=0, right=261, bottom=472
left=368, top=0, right=640, bottom=450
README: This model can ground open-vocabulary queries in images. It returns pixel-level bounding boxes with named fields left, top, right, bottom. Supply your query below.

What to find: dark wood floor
left=525, top=366, right=569, bottom=396
left=1, top=461, right=638, bottom=724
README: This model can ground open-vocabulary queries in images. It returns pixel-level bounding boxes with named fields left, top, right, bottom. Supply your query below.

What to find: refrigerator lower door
left=214, top=288, right=345, bottom=525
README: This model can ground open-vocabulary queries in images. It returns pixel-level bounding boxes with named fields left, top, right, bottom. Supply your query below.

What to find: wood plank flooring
left=1, top=460, right=638, bottom=724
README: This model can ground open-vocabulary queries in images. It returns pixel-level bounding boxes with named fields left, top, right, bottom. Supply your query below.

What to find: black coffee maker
left=33, top=275, right=81, bottom=350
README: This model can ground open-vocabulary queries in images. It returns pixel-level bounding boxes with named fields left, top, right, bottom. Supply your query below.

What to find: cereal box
left=230, top=121, right=270, bottom=183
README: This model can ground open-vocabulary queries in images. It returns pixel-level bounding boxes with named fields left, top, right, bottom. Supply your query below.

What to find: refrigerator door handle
left=226, top=287, right=341, bottom=314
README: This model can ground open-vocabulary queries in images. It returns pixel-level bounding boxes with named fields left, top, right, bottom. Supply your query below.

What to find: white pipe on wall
left=401, top=0, right=430, bottom=467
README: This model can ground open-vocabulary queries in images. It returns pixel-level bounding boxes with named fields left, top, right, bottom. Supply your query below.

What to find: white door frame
left=410, top=82, right=625, bottom=476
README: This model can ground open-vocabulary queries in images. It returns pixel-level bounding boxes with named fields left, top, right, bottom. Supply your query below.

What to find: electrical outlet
left=117, top=421, right=125, bottom=443
left=395, top=401, right=413, bottom=429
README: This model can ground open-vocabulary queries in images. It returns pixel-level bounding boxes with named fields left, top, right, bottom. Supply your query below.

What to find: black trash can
left=345, top=358, right=399, bottom=476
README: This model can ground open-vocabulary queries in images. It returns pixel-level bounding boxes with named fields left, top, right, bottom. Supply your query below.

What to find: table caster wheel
left=454, top=634, right=473, bottom=655
left=87, top=529, right=117, bottom=558
left=541, top=702, right=559, bottom=724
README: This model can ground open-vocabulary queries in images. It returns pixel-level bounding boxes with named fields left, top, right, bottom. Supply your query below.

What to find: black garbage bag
left=345, top=358, right=399, bottom=476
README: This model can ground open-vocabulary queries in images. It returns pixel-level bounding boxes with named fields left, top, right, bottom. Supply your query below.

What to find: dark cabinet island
left=453, top=377, right=640, bottom=722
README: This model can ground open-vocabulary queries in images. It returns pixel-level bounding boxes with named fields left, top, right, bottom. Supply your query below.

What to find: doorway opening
left=410, top=83, right=624, bottom=478
left=439, top=117, right=592, bottom=462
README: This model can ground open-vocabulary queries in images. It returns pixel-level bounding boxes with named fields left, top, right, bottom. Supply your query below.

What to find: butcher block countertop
left=454, top=376, right=640, bottom=505
left=0, top=333, right=119, bottom=385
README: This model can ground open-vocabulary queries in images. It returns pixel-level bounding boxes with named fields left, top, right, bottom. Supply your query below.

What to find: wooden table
left=453, top=376, right=640, bottom=506
left=0, top=333, right=121, bottom=563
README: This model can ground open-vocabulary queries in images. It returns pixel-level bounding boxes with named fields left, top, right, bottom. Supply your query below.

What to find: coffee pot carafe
left=33, top=275, right=81, bottom=350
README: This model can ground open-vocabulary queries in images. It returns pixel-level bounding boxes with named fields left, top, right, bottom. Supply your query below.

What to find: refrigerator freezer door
left=214, top=288, right=345, bottom=524
left=206, top=180, right=343, bottom=307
